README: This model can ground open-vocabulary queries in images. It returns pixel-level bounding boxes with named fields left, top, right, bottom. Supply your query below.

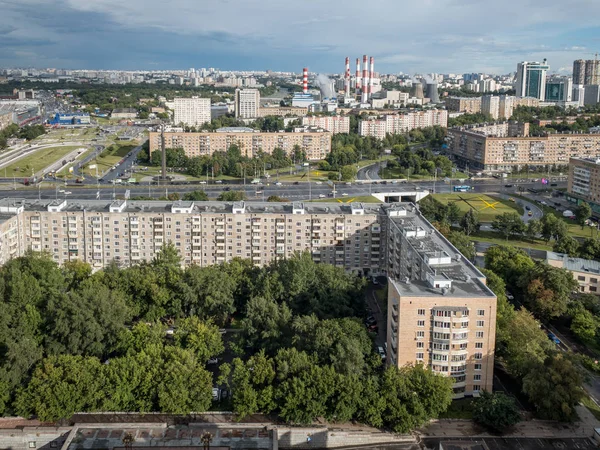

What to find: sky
left=1, top=0, right=600, bottom=75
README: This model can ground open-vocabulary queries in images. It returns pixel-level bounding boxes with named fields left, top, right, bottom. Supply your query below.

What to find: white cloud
left=2, top=0, right=600, bottom=71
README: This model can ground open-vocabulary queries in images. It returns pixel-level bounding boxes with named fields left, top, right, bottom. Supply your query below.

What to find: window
left=475, top=342, right=483, bottom=349
left=473, top=384, right=481, bottom=392
left=578, top=275, right=586, bottom=281
left=592, top=278, right=598, bottom=284
left=416, top=331, right=425, bottom=338
left=474, top=374, right=481, bottom=381
left=476, top=320, right=484, bottom=327
left=416, top=341, right=424, bottom=348
left=476, top=331, right=484, bottom=338
left=591, top=286, right=598, bottom=293
left=474, top=364, right=482, bottom=371
left=477, top=309, right=485, bottom=316
left=417, top=309, right=426, bottom=316
left=474, top=353, right=483, bottom=360
left=416, top=352, right=424, bottom=360
left=417, top=320, right=425, bottom=327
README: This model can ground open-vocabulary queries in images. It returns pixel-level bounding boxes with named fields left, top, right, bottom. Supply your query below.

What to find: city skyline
left=2, top=0, right=600, bottom=74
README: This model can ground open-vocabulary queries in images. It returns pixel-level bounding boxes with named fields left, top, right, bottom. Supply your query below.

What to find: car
left=215, top=180, right=223, bottom=184
left=505, top=184, right=514, bottom=188
left=525, top=206, right=531, bottom=210
left=377, top=346, right=385, bottom=359
left=368, top=325, right=378, bottom=332
left=315, top=181, right=322, bottom=185
left=293, top=181, right=299, bottom=185
left=528, top=211, right=533, bottom=216
left=207, top=357, right=219, bottom=365
left=342, top=193, right=349, bottom=196
left=275, top=182, right=282, bottom=186
left=550, top=183, right=558, bottom=187
left=547, top=332, right=561, bottom=345
left=223, top=187, right=231, bottom=191
left=255, top=190, right=263, bottom=195
left=506, top=291, right=515, bottom=300
left=319, top=194, right=326, bottom=198
left=345, top=182, right=351, bottom=185
left=199, top=181, right=207, bottom=184
left=509, top=197, right=515, bottom=202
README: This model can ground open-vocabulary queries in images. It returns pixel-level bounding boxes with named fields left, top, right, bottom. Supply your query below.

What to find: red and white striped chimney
left=361, top=55, right=369, bottom=103
left=369, top=56, right=375, bottom=97
left=302, top=67, right=308, bottom=94
left=345, top=57, right=350, bottom=96
left=355, top=58, right=361, bottom=95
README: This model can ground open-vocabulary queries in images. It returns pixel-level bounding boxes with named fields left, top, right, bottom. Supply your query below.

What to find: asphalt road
left=0, top=180, right=568, bottom=202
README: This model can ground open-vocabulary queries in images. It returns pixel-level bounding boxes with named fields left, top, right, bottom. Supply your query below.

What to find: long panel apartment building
left=149, top=128, right=332, bottom=160
left=0, top=198, right=496, bottom=399
left=301, top=115, right=350, bottom=134
left=448, top=122, right=600, bottom=171
left=359, top=109, right=448, bottom=139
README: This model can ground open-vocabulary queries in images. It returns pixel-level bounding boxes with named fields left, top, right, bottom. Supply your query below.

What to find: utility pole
left=160, top=123, right=167, bottom=182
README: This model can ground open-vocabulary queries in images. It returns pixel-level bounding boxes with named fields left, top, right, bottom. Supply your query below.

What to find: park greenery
left=0, top=124, right=45, bottom=149
left=448, top=113, right=494, bottom=128
left=0, top=250, right=453, bottom=430
left=472, top=391, right=521, bottom=432
left=484, top=247, right=585, bottom=421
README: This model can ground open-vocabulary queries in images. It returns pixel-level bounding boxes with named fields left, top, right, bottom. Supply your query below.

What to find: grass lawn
left=438, top=398, right=475, bottom=419
left=433, top=193, right=523, bottom=222
left=308, top=195, right=382, bottom=203
left=469, top=230, right=553, bottom=252
left=581, top=395, right=600, bottom=421
left=85, top=144, right=137, bottom=175
left=4, top=145, right=84, bottom=176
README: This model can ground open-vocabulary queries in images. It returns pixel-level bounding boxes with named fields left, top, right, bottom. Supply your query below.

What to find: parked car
left=207, top=357, right=219, bottom=365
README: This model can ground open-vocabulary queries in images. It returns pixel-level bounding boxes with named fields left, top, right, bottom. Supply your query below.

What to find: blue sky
left=1, top=0, right=600, bottom=75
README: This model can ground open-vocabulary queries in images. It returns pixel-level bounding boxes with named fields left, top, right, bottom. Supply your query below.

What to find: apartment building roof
left=388, top=208, right=494, bottom=298
left=547, top=251, right=600, bottom=274
left=0, top=198, right=384, bottom=216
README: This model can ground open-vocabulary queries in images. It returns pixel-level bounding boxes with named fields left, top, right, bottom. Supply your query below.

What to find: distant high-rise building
left=234, top=88, right=260, bottom=119
left=572, top=59, right=599, bottom=85
left=173, top=97, right=211, bottom=127
left=516, top=60, right=549, bottom=100
left=481, top=95, right=500, bottom=120
left=545, top=76, right=573, bottom=102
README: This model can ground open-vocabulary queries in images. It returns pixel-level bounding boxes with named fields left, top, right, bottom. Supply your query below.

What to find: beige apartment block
left=448, top=122, right=600, bottom=170
left=385, top=205, right=496, bottom=398
left=301, top=116, right=350, bottom=134
left=257, top=106, right=308, bottom=117
left=149, top=129, right=332, bottom=160
left=445, top=97, right=482, bottom=114
left=359, top=110, right=448, bottom=139
left=0, top=198, right=497, bottom=398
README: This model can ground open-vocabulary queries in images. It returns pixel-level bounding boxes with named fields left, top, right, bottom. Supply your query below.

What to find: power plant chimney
left=410, top=81, right=424, bottom=99
left=361, top=55, right=369, bottom=103
left=345, top=57, right=351, bottom=96
left=355, top=58, right=361, bottom=96
left=369, top=56, right=374, bottom=98
left=302, top=67, right=308, bottom=94
left=426, top=82, right=440, bottom=103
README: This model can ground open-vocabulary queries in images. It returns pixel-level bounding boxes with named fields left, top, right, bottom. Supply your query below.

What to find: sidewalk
left=418, top=405, right=599, bottom=439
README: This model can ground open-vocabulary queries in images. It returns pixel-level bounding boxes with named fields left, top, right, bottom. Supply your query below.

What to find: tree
left=522, top=352, right=583, bottom=421
left=553, top=235, right=579, bottom=256
left=174, top=317, right=225, bottom=362
left=218, top=190, right=246, bottom=201
left=525, top=219, right=542, bottom=242
left=570, top=306, right=598, bottom=342
left=518, top=262, right=577, bottom=321
left=575, top=202, right=592, bottom=229
left=485, top=245, right=535, bottom=287
left=540, top=214, right=567, bottom=243
left=340, top=165, right=357, bottom=181
left=182, top=190, right=209, bottom=201
left=447, top=231, right=475, bottom=260
left=472, top=391, right=521, bottom=432
left=446, top=202, right=462, bottom=224
left=460, top=209, right=480, bottom=236
left=492, top=212, right=525, bottom=240
left=267, top=195, right=289, bottom=202
left=579, top=238, right=600, bottom=260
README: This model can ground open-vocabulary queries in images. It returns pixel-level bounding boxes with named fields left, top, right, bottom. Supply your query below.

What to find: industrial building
left=448, top=122, right=600, bottom=170
left=0, top=198, right=496, bottom=398
left=149, top=128, right=332, bottom=160
left=234, top=88, right=260, bottom=119
left=47, top=112, right=90, bottom=126
left=358, top=110, right=448, bottom=139
left=301, top=115, right=350, bottom=134
left=173, top=97, right=211, bottom=127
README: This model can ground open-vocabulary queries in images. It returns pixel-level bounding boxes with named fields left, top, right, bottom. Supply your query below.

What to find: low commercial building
left=448, top=122, right=600, bottom=171
left=359, top=110, right=448, bottom=139
left=0, top=198, right=496, bottom=399
left=149, top=128, right=332, bottom=160
left=546, top=251, right=600, bottom=295
left=47, top=112, right=90, bottom=126
left=301, top=115, right=350, bottom=134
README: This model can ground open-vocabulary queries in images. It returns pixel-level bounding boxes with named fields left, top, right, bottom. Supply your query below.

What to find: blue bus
left=453, top=185, right=472, bottom=192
